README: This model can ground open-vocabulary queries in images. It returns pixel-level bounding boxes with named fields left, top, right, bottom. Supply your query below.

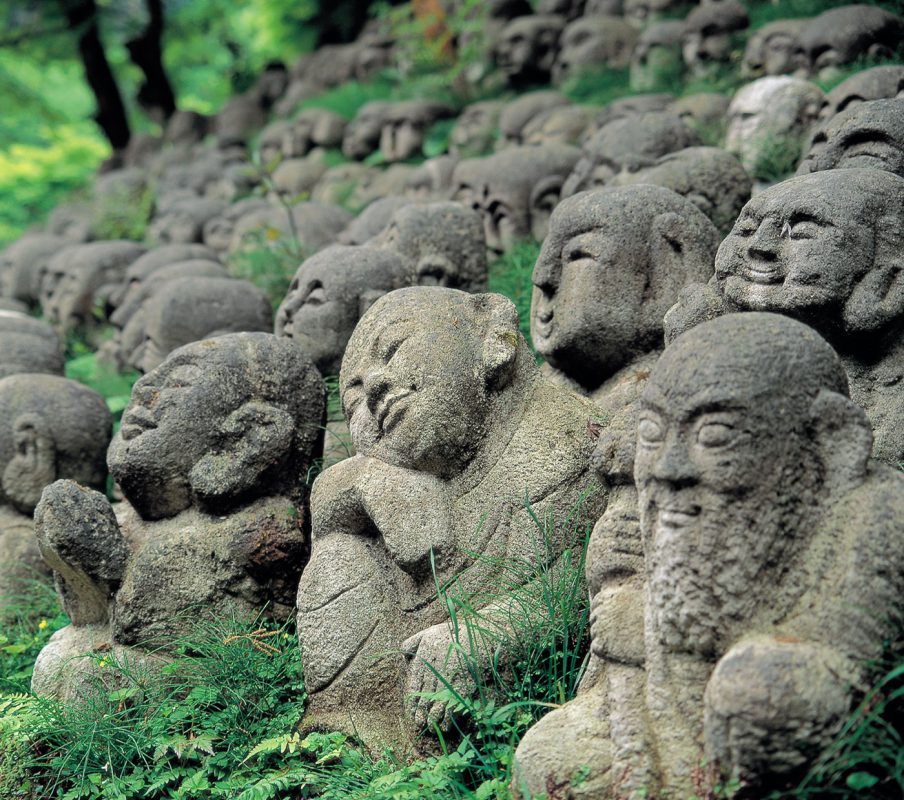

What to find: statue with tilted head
left=32, top=333, right=324, bottom=701
left=296, top=287, right=604, bottom=748
left=514, top=313, right=904, bottom=798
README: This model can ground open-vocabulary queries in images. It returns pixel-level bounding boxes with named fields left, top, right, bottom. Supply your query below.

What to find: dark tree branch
left=58, top=0, right=131, bottom=151
left=124, top=0, right=176, bottom=124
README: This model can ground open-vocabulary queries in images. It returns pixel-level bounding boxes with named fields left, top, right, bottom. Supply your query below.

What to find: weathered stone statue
left=131, top=276, right=272, bottom=373
left=41, top=241, right=147, bottom=333
left=497, top=91, right=570, bottom=148
left=494, top=15, right=565, bottom=88
left=275, top=245, right=408, bottom=376
left=32, top=333, right=324, bottom=702
left=624, top=0, right=689, bottom=27
left=682, top=1, right=749, bottom=77
left=372, top=202, right=488, bottom=292
left=514, top=311, right=904, bottom=798
left=0, top=233, right=69, bottom=309
left=0, top=314, right=64, bottom=379
left=449, top=101, right=504, bottom=157
left=521, top=105, right=595, bottom=147
left=668, top=92, right=731, bottom=144
left=378, top=101, right=456, bottom=163
left=147, top=197, right=226, bottom=245
left=552, top=16, right=638, bottom=85
left=202, top=198, right=271, bottom=254
left=664, top=168, right=904, bottom=465
left=342, top=101, right=391, bottom=160
left=612, top=146, right=752, bottom=234
left=797, top=98, right=904, bottom=178
left=536, top=0, right=585, bottom=21
left=531, top=186, right=719, bottom=405
left=589, top=93, right=676, bottom=134
left=561, top=111, right=701, bottom=196
left=724, top=76, right=824, bottom=180
left=630, top=21, right=686, bottom=93
left=270, top=152, right=330, bottom=201
left=282, top=109, right=348, bottom=158
left=0, top=374, right=110, bottom=599
left=452, top=144, right=581, bottom=254
left=795, top=5, right=904, bottom=80
left=337, top=197, right=413, bottom=246
left=742, top=18, right=810, bottom=78
left=818, top=64, right=904, bottom=124
left=404, top=155, right=460, bottom=200
left=228, top=202, right=352, bottom=255
left=296, top=287, right=605, bottom=746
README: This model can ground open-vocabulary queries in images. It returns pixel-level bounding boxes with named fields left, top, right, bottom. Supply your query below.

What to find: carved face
left=110, top=352, right=219, bottom=519
left=553, top=16, right=637, bottom=84
left=340, top=292, right=492, bottom=476
left=742, top=20, right=808, bottom=77
left=450, top=102, right=503, bottom=156
left=630, top=22, right=685, bottom=93
left=714, top=174, right=873, bottom=321
left=495, top=16, right=564, bottom=85
left=635, top=315, right=830, bottom=655
left=682, top=2, right=748, bottom=76
left=342, top=102, right=389, bottom=160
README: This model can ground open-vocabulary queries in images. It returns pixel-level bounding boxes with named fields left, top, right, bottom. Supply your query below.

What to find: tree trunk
left=58, top=0, right=131, bottom=151
left=125, top=0, right=176, bottom=125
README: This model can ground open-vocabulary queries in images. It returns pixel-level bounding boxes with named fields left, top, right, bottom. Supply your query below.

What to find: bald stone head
left=0, top=374, right=111, bottom=514
left=497, top=92, right=570, bottom=148
left=682, top=1, right=749, bottom=77
left=562, top=111, right=701, bottom=196
left=636, top=312, right=857, bottom=655
left=819, top=65, right=904, bottom=123
left=275, top=245, right=407, bottom=376
left=340, top=287, right=533, bottom=477
left=452, top=145, right=581, bottom=254
left=532, top=185, right=719, bottom=390
left=342, top=101, right=391, bottom=160
left=742, top=18, right=810, bottom=78
left=630, top=21, right=686, bottom=93
left=714, top=169, right=904, bottom=339
left=135, top=277, right=273, bottom=373
left=450, top=101, right=504, bottom=157
left=109, top=332, right=324, bottom=520
left=495, top=15, right=566, bottom=87
left=0, top=234, right=69, bottom=307
left=553, top=15, right=638, bottom=85
left=0, top=315, right=64, bottom=379
left=798, top=98, right=904, bottom=179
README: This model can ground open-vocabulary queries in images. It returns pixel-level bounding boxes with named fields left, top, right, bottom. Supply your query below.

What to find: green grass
left=488, top=241, right=541, bottom=346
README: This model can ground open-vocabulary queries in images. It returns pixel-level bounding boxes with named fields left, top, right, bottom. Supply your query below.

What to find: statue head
left=0, top=314, right=64, bottom=380
left=0, top=234, right=69, bottom=307
left=373, top=202, right=488, bottom=291
left=798, top=98, right=904, bottom=179
left=379, top=101, right=455, bottom=162
left=552, top=15, right=638, bottom=85
left=630, top=21, right=686, bottom=93
left=714, top=169, right=904, bottom=339
left=818, top=65, right=904, bottom=124
left=0, top=374, right=111, bottom=514
left=624, top=0, right=689, bottom=27
left=497, top=92, right=570, bottom=148
left=636, top=312, right=870, bottom=656
left=342, top=101, right=391, bottom=160
left=450, top=101, right=505, bottom=157
left=682, top=1, right=749, bottom=77
left=562, top=111, right=701, bottom=196
left=742, top=18, right=810, bottom=78
left=531, top=185, right=719, bottom=390
left=282, top=109, right=347, bottom=158
left=495, top=15, right=565, bottom=87
left=108, top=332, right=324, bottom=520
left=134, top=277, right=273, bottom=373
left=521, top=105, right=595, bottom=147
left=275, top=245, right=407, bottom=376
left=452, top=145, right=581, bottom=254
left=724, top=76, right=824, bottom=178
left=340, top=287, right=534, bottom=478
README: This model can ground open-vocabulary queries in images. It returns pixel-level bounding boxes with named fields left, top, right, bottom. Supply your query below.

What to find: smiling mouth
left=376, top=390, right=412, bottom=433
left=657, top=504, right=701, bottom=530
left=742, top=264, right=783, bottom=285
left=119, top=408, right=157, bottom=441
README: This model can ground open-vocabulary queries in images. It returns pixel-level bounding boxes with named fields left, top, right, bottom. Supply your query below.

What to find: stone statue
left=795, top=5, right=904, bottom=80
left=404, top=155, right=460, bottom=200
left=228, top=201, right=352, bottom=255
left=682, top=1, right=749, bottom=78
left=818, top=65, right=904, bottom=124
left=32, top=333, right=324, bottom=702
left=624, top=0, right=690, bottom=27
left=797, top=98, right=904, bottom=179
left=0, top=314, right=64, bottom=379
left=531, top=186, right=720, bottom=405
left=497, top=91, right=570, bottom=148
left=372, top=201, right=488, bottom=292
left=147, top=197, right=226, bottom=245
left=449, top=101, right=504, bottom=157
left=452, top=144, right=581, bottom=255
left=724, top=76, right=824, bottom=180
left=282, top=109, right=348, bottom=158
left=664, top=168, right=904, bottom=465
left=342, top=101, right=391, bottom=160
left=0, top=233, right=69, bottom=309
left=494, top=15, right=565, bottom=88
left=275, top=245, right=407, bottom=377
left=742, top=18, right=810, bottom=78
left=667, top=92, right=730, bottom=144
left=0, top=374, right=110, bottom=600
left=561, top=111, right=701, bottom=197
left=630, top=21, right=686, bottom=93
left=337, top=197, right=414, bottom=246
left=131, top=276, right=273, bottom=373
left=378, top=101, right=456, bottom=163
left=521, top=105, right=595, bottom=147
left=552, top=16, right=638, bottom=85
left=296, top=286, right=605, bottom=747
left=202, top=198, right=271, bottom=254
left=514, top=311, right=904, bottom=798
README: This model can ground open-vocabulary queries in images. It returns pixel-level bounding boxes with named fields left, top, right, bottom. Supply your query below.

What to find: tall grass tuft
left=488, top=241, right=541, bottom=348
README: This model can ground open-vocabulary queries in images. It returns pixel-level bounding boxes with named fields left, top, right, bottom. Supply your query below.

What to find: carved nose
left=651, top=434, right=697, bottom=487
left=747, top=219, right=781, bottom=260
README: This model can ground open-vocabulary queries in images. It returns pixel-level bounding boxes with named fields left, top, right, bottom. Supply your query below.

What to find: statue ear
left=2, top=413, right=57, bottom=514
left=808, top=389, right=872, bottom=498
left=190, top=401, right=294, bottom=504
left=359, top=289, right=389, bottom=318
left=649, top=212, right=714, bottom=318
left=843, top=216, right=904, bottom=333
left=477, top=294, right=521, bottom=390
left=529, top=174, right=566, bottom=241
